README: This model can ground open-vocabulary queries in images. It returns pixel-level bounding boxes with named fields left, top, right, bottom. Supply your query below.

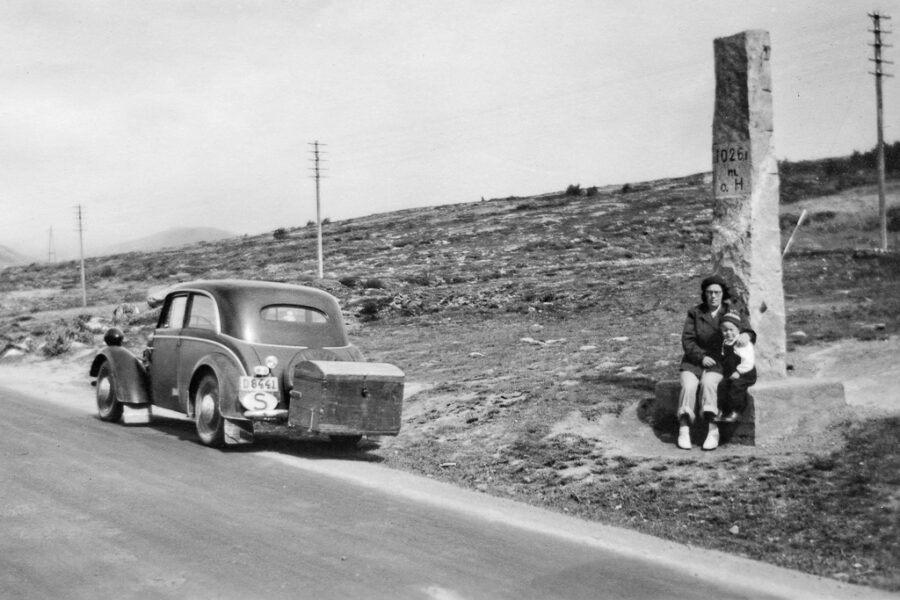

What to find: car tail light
left=265, top=355, right=279, bottom=370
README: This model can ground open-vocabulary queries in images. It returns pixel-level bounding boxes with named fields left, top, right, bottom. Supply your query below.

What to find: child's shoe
left=719, top=411, right=740, bottom=423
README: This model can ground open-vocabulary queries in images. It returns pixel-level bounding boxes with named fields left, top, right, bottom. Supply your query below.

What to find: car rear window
left=254, top=304, right=345, bottom=346
left=260, top=305, right=328, bottom=324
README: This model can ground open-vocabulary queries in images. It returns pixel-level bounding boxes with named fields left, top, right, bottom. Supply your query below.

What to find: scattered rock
left=530, top=324, right=544, bottom=332
left=0, top=347, right=25, bottom=360
left=469, top=352, right=485, bottom=358
left=520, top=337, right=545, bottom=346
left=84, top=317, right=107, bottom=333
left=729, top=525, right=740, bottom=535
left=578, top=345, right=597, bottom=351
left=610, top=336, right=629, bottom=342
left=558, top=465, right=592, bottom=481
left=619, top=366, right=640, bottom=374
left=789, top=330, right=807, bottom=339
left=496, top=393, right=524, bottom=407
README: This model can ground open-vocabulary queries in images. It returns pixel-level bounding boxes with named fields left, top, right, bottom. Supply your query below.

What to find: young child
left=717, top=311, right=757, bottom=423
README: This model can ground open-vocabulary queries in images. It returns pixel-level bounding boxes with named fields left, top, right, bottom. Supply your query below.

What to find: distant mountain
left=0, top=244, right=34, bottom=269
left=97, top=227, right=238, bottom=257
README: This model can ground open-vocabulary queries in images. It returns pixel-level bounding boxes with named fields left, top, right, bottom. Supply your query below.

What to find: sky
left=1, top=1, right=897, bottom=260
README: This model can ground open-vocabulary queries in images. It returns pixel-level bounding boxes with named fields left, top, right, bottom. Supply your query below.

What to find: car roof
left=163, top=280, right=347, bottom=344
left=166, top=279, right=339, bottom=308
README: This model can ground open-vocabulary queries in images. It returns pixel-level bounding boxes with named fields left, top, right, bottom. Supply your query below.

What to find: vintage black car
left=89, top=280, right=404, bottom=447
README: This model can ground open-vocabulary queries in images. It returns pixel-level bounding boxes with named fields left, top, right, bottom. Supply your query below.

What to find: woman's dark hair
left=700, top=275, right=731, bottom=303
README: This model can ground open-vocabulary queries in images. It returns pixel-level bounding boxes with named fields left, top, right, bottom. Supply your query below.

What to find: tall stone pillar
left=711, top=30, right=786, bottom=378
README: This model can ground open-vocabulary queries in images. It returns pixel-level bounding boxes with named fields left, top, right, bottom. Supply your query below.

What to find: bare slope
left=1, top=171, right=899, bottom=590
left=0, top=243, right=35, bottom=269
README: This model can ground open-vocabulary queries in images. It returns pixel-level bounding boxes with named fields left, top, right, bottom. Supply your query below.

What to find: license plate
left=239, top=376, right=278, bottom=393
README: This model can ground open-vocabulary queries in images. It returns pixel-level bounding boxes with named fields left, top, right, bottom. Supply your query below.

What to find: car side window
left=261, top=305, right=328, bottom=324
left=187, top=294, right=217, bottom=330
left=160, top=295, right=188, bottom=329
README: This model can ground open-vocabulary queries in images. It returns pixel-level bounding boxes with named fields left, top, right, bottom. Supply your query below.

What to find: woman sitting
left=676, top=275, right=754, bottom=451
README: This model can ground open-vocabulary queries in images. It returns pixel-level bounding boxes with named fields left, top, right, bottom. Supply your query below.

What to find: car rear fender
left=89, top=347, right=151, bottom=406
left=188, top=352, right=246, bottom=421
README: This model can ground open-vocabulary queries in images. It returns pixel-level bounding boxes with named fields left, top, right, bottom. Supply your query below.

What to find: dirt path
left=788, top=335, right=900, bottom=412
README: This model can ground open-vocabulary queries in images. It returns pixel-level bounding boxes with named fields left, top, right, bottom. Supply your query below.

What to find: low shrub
left=42, top=327, right=71, bottom=357
left=357, top=296, right=392, bottom=321
left=41, top=315, right=94, bottom=357
left=565, top=184, right=582, bottom=196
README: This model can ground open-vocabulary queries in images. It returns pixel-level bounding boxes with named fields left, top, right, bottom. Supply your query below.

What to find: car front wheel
left=195, top=374, right=225, bottom=447
left=96, top=361, right=123, bottom=423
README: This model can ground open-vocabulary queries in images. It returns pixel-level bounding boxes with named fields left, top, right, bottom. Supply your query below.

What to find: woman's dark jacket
left=679, top=300, right=754, bottom=377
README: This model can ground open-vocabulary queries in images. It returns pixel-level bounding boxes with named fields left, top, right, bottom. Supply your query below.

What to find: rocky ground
left=1, top=171, right=899, bottom=590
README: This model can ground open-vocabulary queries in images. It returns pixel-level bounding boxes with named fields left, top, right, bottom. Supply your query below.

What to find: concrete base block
left=653, top=377, right=846, bottom=446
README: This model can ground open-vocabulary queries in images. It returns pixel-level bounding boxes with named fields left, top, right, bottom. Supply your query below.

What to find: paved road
left=0, top=386, right=890, bottom=600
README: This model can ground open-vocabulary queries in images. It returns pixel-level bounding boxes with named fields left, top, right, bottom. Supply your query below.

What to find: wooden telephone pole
left=309, top=141, right=327, bottom=279
left=870, top=11, right=892, bottom=251
left=47, top=227, right=56, bottom=263
left=75, top=205, right=87, bottom=307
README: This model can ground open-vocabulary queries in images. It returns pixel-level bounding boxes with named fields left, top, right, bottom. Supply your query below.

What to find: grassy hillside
left=1, top=167, right=899, bottom=590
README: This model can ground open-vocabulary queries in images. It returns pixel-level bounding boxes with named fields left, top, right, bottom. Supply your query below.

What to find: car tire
left=329, top=434, right=362, bottom=448
left=195, top=373, right=225, bottom=447
left=96, top=361, right=124, bottom=423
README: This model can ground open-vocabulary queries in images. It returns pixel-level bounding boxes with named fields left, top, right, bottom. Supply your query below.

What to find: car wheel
left=96, top=361, right=123, bottom=423
left=195, top=373, right=225, bottom=447
left=329, top=434, right=362, bottom=448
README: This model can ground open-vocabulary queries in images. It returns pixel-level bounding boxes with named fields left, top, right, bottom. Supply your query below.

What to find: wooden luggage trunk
left=289, top=360, right=404, bottom=436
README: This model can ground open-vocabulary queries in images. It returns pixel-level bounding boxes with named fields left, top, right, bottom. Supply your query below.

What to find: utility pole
left=75, top=205, right=87, bottom=307
left=870, top=11, right=892, bottom=251
left=309, top=141, right=327, bottom=279
left=47, top=227, right=56, bottom=263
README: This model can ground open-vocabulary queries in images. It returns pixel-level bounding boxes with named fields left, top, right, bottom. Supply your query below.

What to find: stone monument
left=711, top=30, right=786, bottom=378
left=652, top=30, right=847, bottom=446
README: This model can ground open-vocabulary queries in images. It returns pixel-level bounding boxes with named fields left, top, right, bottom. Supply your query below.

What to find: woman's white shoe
left=677, top=425, right=692, bottom=450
